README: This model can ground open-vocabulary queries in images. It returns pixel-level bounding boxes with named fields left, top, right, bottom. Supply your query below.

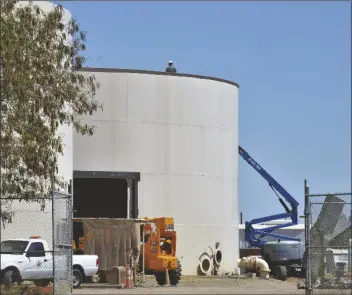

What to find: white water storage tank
left=15, top=0, right=73, bottom=191
left=12, top=0, right=73, bottom=189
left=74, top=69, right=239, bottom=275
left=0, top=1, right=73, bottom=246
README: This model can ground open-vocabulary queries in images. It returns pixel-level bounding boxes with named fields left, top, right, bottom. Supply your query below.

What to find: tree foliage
left=0, top=0, right=101, bottom=224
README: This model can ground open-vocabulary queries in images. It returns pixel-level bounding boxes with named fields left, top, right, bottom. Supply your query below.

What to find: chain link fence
left=0, top=191, right=72, bottom=295
left=52, top=191, right=72, bottom=294
left=305, top=180, right=352, bottom=295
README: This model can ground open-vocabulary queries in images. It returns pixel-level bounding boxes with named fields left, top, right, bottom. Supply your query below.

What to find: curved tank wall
left=74, top=69, right=239, bottom=275
left=0, top=1, right=73, bottom=247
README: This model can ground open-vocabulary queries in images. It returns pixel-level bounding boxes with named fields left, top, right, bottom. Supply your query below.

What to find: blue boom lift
left=238, top=146, right=305, bottom=281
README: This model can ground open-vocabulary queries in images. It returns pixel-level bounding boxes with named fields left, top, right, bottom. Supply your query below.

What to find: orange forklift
left=141, top=217, right=182, bottom=286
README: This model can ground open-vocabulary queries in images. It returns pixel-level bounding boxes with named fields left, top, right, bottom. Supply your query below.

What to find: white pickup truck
left=0, top=237, right=99, bottom=288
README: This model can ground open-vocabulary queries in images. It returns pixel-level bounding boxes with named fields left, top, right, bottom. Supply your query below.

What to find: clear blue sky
left=62, top=1, right=351, bottom=223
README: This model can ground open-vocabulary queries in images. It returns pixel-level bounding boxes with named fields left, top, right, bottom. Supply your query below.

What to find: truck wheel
left=275, top=265, right=287, bottom=281
left=34, top=279, right=51, bottom=287
left=154, top=271, right=166, bottom=286
left=2, top=269, right=21, bottom=286
left=3, top=270, right=14, bottom=286
left=169, top=259, right=182, bottom=286
left=73, top=269, right=83, bottom=289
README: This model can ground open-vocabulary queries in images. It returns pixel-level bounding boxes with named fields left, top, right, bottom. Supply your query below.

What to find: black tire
left=3, top=270, right=14, bottom=286
left=169, top=259, right=182, bottom=286
left=34, top=279, right=51, bottom=287
left=2, top=269, right=21, bottom=286
left=275, top=265, right=287, bottom=281
left=154, top=271, right=166, bottom=286
left=73, top=269, right=83, bottom=289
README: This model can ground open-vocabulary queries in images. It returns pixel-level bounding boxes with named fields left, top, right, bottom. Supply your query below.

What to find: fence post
left=349, top=239, right=352, bottom=274
left=304, top=179, right=312, bottom=295
left=51, top=173, right=56, bottom=295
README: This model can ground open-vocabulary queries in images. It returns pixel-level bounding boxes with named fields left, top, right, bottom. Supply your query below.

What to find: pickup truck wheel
left=34, top=279, right=51, bottom=287
left=3, top=270, right=14, bottom=286
left=2, top=269, right=21, bottom=286
left=73, top=269, right=83, bottom=289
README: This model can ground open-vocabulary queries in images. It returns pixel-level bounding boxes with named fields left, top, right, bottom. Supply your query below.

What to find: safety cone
left=125, top=264, right=133, bottom=289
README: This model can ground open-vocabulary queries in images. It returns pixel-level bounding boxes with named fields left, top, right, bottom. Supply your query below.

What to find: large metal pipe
left=237, top=256, right=270, bottom=279
left=204, top=245, right=214, bottom=258
left=213, top=249, right=223, bottom=268
left=198, top=254, right=212, bottom=275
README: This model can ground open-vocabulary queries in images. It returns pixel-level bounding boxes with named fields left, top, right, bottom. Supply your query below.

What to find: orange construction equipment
left=140, top=217, right=182, bottom=286
left=72, top=217, right=182, bottom=286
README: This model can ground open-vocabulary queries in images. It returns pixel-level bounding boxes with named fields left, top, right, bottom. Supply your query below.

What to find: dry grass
left=0, top=285, right=52, bottom=295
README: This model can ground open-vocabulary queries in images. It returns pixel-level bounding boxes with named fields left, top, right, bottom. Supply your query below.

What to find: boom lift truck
left=238, top=146, right=305, bottom=281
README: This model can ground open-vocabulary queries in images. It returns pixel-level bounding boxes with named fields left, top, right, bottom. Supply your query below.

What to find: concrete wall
left=73, top=69, right=240, bottom=275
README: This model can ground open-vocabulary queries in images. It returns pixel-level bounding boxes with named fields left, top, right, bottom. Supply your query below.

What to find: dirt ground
left=73, top=275, right=308, bottom=294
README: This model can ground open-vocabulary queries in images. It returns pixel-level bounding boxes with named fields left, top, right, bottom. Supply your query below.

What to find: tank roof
left=79, top=67, right=240, bottom=89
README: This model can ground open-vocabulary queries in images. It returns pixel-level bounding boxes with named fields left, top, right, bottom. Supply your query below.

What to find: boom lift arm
left=238, top=145, right=301, bottom=248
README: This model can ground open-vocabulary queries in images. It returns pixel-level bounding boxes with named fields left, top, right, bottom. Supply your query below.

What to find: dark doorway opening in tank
left=73, top=177, right=128, bottom=248
left=73, top=177, right=128, bottom=218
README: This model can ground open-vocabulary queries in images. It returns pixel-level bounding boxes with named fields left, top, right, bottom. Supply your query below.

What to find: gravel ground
left=73, top=276, right=307, bottom=294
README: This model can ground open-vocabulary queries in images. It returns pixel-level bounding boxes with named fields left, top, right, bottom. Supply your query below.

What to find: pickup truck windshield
left=0, top=240, right=29, bottom=254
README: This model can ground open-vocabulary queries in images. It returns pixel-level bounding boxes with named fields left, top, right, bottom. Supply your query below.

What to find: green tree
left=0, top=0, right=101, bottom=224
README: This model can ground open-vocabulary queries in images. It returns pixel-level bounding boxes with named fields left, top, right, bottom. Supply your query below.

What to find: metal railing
left=305, top=179, right=351, bottom=295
